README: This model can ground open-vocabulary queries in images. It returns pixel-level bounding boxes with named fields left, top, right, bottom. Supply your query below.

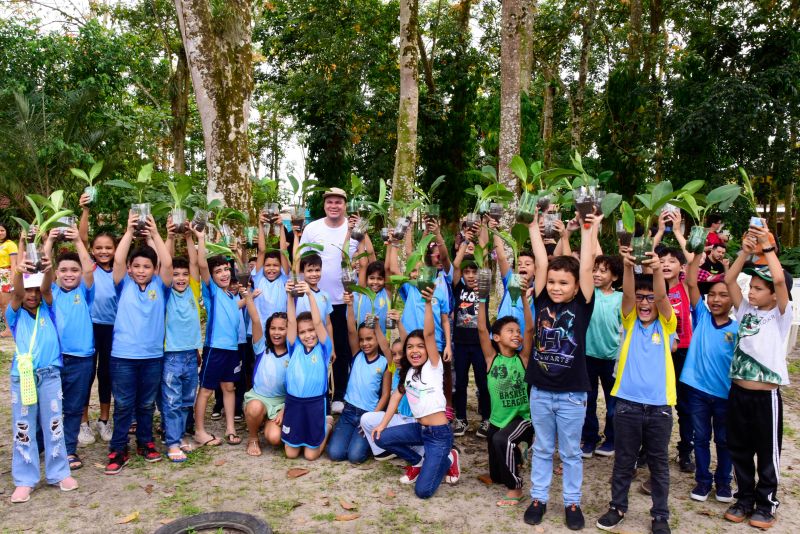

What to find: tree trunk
left=768, top=192, right=778, bottom=234
left=518, top=0, right=535, bottom=95
left=174, top=0, right=254, bottom=216
left=570, top=0, right=596, bottom=152
left=170, top=45, right=190, bottom=175
left=542, top=81, right=555, bottom=166
left=499, top=0, right=523, bottom=207
left=391, top=0, right=420, bottom=212
left=628, top=0, right=643, bottom=67
left=782, top=182, right=794, bottom=246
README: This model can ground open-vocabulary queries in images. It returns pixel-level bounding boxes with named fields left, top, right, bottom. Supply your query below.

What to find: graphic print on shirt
left=455, top=286, right=478, bottom=329
left=534, top=306, right=578, bottom=374
left=730, top=312, right=782, bottom=383
left=668, top=290, right=685, bottom=342
left=405, top=373, right=436, bottom=407
left=489, top=360, right=526, bottom=409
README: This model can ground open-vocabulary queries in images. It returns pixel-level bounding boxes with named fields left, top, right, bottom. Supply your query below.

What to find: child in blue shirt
left=683, top=249, right=738, bottom=502
left=282, top=277, right=334, bottom=460
left=161, top=221, right=203, bottom=463
left=293, top=253, right=334, bottom=335
left=8, top=253, right=77, bottom=503
left=193, top=226, right=245, bottom=448
left=105, top=211, right=172, bottom=475
left=328, top=290, right=391, bottom=463
left=44, top=225, right=95, bottom=471
left=253, top=211, right=289, bottom=332
left=353, top=260, right=390, bottom=333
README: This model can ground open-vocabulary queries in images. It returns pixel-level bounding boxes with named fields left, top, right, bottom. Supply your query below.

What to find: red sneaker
left=446, top=448, right=461, bottom=484
left=400, top=465, right=421, bottom=484
left=105, top=451, right=129, bottom=475
left=137, top=442, right=162, bottom=463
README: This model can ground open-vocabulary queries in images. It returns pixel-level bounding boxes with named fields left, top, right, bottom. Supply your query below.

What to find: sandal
left=497, top=495, right=523, bottom=507
left=167, top=449, right=188, bottom=463
left=59, top=477, right=79, bottom=492
left=194, top=433, right=222, bottom=447
left=225, top=433, right=242, bottom=445
left=246, top=438, right=262, bottom=457
left=67, top=453, right=83, bottom=470
left=11, top=487, right=33, bottom=503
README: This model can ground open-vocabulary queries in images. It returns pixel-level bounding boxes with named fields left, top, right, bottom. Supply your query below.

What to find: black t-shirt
left=453, top=279, right=489, bottom=345
left=701, top=258, right=724, bottom=275
left=525, top=289, right=593, bottom=392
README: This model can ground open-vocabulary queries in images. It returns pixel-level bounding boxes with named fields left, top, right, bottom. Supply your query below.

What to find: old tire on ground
left=154, top=511, right=271, bottom=534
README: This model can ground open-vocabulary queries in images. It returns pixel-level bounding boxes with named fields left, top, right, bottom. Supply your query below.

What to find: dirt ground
left=0, top=337, right=798, bottom=534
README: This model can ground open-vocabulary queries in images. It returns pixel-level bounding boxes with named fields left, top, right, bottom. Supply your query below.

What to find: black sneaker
left=651, top=516, right=671, bottom=534
left=724, top=501, right=752, bottom=523
left=374, top=450, right=396, bottom=462
left=565, top=504, right=585, bottom=530
left=105, top=450, right=129, bottom=475
left=678, top=454, right=695, bottom=473
left=690, top=483, right=711, bottom=502
left=452, top=418, right=467, bottom=437
left=749, top=509, right=776, bottom=529
left=523, top=499, right=546, bottom=525
left=596, top=507, right=624, bottom=531
left=475, top=420, right=490, bottom=438
left=137, top=442, right=162, bottom=463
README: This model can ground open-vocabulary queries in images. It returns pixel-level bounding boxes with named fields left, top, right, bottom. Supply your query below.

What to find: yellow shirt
left=0, top=240, right=18, bottom=269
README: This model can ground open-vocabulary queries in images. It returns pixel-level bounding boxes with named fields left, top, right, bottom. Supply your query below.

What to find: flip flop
left=246, top=438, right=262, bottom=457
left=497, top=496, right=523, bottom=507
left=195, top=433, right=222, bottom=447
left=67, top=454, right=83, bottom=470
left=11, top=487, right=33, bottom=503
left=59, top=479, right=79, bottom=492
left=226, top=433, right=242, bottom=445
left=167, top=450, right=188, bottom=463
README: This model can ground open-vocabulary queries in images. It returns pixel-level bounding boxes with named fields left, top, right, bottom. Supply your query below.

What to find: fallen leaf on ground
left=143, top=484, right=154, bottom=494
left=287, top=467, right=309, bottom=479
left=339, top=499, right=357, bottom=510
left=116, top=511, right=139, bottom=524
left=213, top=459, right=226, bottom=466
left=335, top=513, right=360, bottom=521
left=535, top=527, right=544, bottom=533
left=477, top=474, right=493, bottom=485
left=385, top=489, right=396, bottom=498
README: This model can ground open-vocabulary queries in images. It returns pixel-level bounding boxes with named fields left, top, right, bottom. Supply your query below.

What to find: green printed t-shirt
left=487, top=353, right=530, bottom=428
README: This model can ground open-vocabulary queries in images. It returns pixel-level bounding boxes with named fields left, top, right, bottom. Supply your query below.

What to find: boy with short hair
left=43, top=225, right=95, bottom=471
left=294, top=253, right=334, bottom=336
left=253, top=212, right=289, bottom=333
left=161, top=222, right=203, bottom=462
left=722, top=224, right=793, bottom=529
left=596, top=249, right=676, bottom=534
left=106, top=212, right=172, bottom=474
left=8, top=253, right=78, bottom=502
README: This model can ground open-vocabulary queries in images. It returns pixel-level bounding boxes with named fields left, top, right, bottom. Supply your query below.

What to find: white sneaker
left=78, top=422, right=96, bottom=446
left=96, top=420, right=113, bottom=442
left=331, top=401, right=344, bottom=415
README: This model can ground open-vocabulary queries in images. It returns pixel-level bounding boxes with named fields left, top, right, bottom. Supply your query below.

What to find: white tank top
left=404, top=359, right=446, bottom=419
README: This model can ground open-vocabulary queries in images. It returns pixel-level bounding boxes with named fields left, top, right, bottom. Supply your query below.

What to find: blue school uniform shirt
left=252, top=271, right=288, bottom=330
left=202, top=279, right=240, bottom=351
left=391, top=369, right=413, bottom=418
left=353, top=288, right=389, bottom=333
left=286, top=336, right=333, bottom=398
left=344, top=351, right=387, bottom=411
left=252, top=337, right=290, bottom=398
left=165, top=279, right=202, bottom=353
left=91, top=265, right=118, bottom=325
left=52, top=280, right=95, bottom=357
left=7, top=302, right=62, bottom=375
left=236, top=296, right=247, bottom=344
left=680, top=300, right=738, bottom=399
left=112, top=275, right=170, bottom=359
left=294, top=288, right=333, bottom=325
left=496, top=271, right=535, bottom=334
left=399, top=282, right=451, bottom=350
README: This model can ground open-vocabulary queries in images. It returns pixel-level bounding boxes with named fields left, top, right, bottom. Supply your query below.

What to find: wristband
left=761, top=246, right=776, bottom=254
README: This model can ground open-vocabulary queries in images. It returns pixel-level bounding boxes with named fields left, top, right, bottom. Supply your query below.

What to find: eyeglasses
left=270, top=312, right=288, bottom=319
left=635, top=294, right=656, bottom=303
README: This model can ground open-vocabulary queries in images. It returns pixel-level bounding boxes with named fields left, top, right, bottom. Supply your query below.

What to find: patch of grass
left=788, top=358, right=800, bottom=376
left=182, top=446, right=214, bottom=467
left=158, top=481, right=201, bottom=518
left=311, top=512, right=336, bottom=522
left=784, top=423, right=796, bottom=439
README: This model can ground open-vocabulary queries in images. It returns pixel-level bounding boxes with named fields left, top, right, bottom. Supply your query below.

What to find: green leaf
left=105, top=179, right=135, bottom=190
left=570, top=152, right=585, bottom=173
left=429, top=175, right=446, bottom=196
left=89, top=161, right=104, bottom=181
left=481, top=165, right=497, bottom=181
left=597, top=170, right=614, bottom=184
left=706, top=184, right=741, bottom=206
left=70, top=168, right=90, bottom=184
left=680, top=180, right=705, bottom=195
left=601, top=193, right=622, bottom=216
left=26, top=196, right=43, bottom=226
left=377, top=179, right=387, bottom=207
left=11, top=216, right=30, bottom=235
left=287, top=174, right=300, bottom=196
left=349, top=285, right=377, bottom=306
left=48, top=190, right=65, bottom=212
left=650, top=181, right=674, bottom=209
left=509, top=155, right=527, bottom=183
left=621, top=201, right=635, bottom=233
left=137, top=162, right=153, bottom=183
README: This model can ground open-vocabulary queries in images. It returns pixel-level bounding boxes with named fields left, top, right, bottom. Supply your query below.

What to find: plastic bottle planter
left=416, top=266, right=438, bottom=294
left=219, top=223, right=234, bottom=246
left=476, top=199, right=490, bottom=215
left=363, top=313, right=377, bottom=329
left=507, top=273, right=523, bottom=305
left=84, top=185, right=98, bottom=205
left=236, top=270, right=251, bottom=287
left=616, top=220, right=632, bottom=247
left=464, top=213, right=481, bottom=241
left=290, top=206, right=305, bottom=229
left=192, top=209, right=209, bottom=232
left=57, top=215, right=77, bottom=241
left=594, top=190, right=607, bottom=215
left=131, top=203, right=151, bottom=237
left=489, top=203, right=503, bottom=222
left=341, top=269, right=359, bottom=293
left=477, top=268, right=492, bottom=301
left=575, top=186, right=597, bottom=228
left=290, top=273, right=305, bottom=297
left=425, top=204, right=440, bottom=220
left=385, top=315, right=398, bottom=330
left=516, top=192, right=537, bottom=224
left=172, top=208, right=188, bottom=233
left=351, top=217, right=370, bottom=242
left=543, top=212, right=561, bottom=239
left=244, top=226, right=258, bottom=247
left=380, top=227, right=390, bottom=243
left=392, top=217, right=411, bottom=241
left=25, top=243, right=44, bottom=273
left=687, top=226, right=710, bottom=254
left=749, top=216, right=764, bottom=228
left=632, top=236, right=653, bottom=265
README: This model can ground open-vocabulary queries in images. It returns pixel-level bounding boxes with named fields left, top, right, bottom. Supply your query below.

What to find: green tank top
left=487, top=353, right=530, bottom=428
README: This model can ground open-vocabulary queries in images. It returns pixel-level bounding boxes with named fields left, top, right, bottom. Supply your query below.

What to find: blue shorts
left=199, top=346, right=241, bottom=390
left=281, top=393, right=327, bottom=449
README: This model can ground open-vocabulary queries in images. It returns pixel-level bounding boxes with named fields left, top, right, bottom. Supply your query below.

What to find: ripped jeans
left=161, top=350, right=199, bottom=448
left=11, top=366, right=71, bottom=487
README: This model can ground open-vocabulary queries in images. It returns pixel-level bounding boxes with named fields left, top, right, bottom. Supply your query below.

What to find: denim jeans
left=611, top=399, right=673, bottom=519
left=11, top=366, right=71, bottom=487
left=582, top=356, right=616, bottom=447
left=375, top=422, right=453, bottom=499
left=686, top=385, right=732, bottom=488
left=360, top=411, right=422, bottom=456
left=453, top=343, right=489, bottom=421
left=672, top=348, right=694, bottom=457
left=162, top=350, right=199, bottom=448
left=327, top=402, right=371, bottom=464
left=61, top=354, right=96, bottom=456
left=109, top=356, right=163, bottom=452
left=529, top=386, right=587, bottom=506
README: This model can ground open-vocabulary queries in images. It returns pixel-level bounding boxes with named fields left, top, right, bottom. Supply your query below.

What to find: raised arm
left=40, top=255, right=54, bottom=306
left=451, top=227, right=474, bottom=287
left=386, top=236, right=402, bottom=276
left=621, top=249, right=636, bottom=317
left=78, top=193, right=91, bottom=247
left=305, top=282, right=328, bottom=344
left=286, top=282, right=297, bottom=345
left=70, top=227, right=95, bottom=288
left=579, top=213, right=600, bottom=302
left=725, top=233, right=755, bottom=310
left=477, top=299, right=495, bottom=368
left=752, top=224, right=789, bottom=313
left=489, top=218, right=510, bottom=277
left=430, top=219, right=452, bottom=273
left=113, top=211, right=136, bottom=284
left=242, top=287, right=263, bottom=345
left=650, top=252, right=674, bottom=322
left=529, top=211, right=549, bottom=297
left=554, top=218, right=574, bottom=257
left=9, top=241, right=28, bottom=310
left=185, top=233, right=200, bottom=281
left=421, top=286, right=441, bottom=367
left=191, top=224, right=211, bottom=285
left=687, top=247, right=703, bottom=307
left=146, top=216, right=173, bottom=286
left=519, top=279, right=534, bottom=367
left=343, top=291, right=360, bottom=355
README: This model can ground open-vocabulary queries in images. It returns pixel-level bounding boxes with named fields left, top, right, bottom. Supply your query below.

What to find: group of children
left=3, top=189, right=795, bottom=533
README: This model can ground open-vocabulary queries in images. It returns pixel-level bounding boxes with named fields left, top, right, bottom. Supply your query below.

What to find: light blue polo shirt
left=344, top=351, right=387, bottom=411
left=165, top=279, right=202, bottom=353
left=7, top=302, right=62, bottom=375
left=496, top=271, right=535, bottom=334
left=286, top=337, right=333, bottom=398
left=112, top=275, right=169, bottom=359
left=252, top=271, right=288, bottom=331
left=680, top=300, right=738, bottom=399
left=202, top=279, right=240, bottom=351
left=52, top=280, right=95, bottom=357
left=399, top=282, right=451, bottom=350
left=391, top=369, right=413, bottom=418
left=252, top=337, right=290, bottom=399
left=294, top=288, right=333, bottom=325
left=91, top=265, right=117, bottom=325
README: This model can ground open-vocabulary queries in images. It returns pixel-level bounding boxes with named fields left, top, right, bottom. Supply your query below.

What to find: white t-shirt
left=731, top=300, right=793, bottom=385
left=299, top=218, right=358, bottom=305
left=404, top=359, right=446, bottom=419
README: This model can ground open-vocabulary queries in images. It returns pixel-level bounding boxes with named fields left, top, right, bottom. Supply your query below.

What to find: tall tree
left=392, top=0, right=420, bottom=208
left=173, top=0, right=254, bottom=213
left=498, top=0, right=525, bottom=218
left=570, top=0, right=596, bottom=152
